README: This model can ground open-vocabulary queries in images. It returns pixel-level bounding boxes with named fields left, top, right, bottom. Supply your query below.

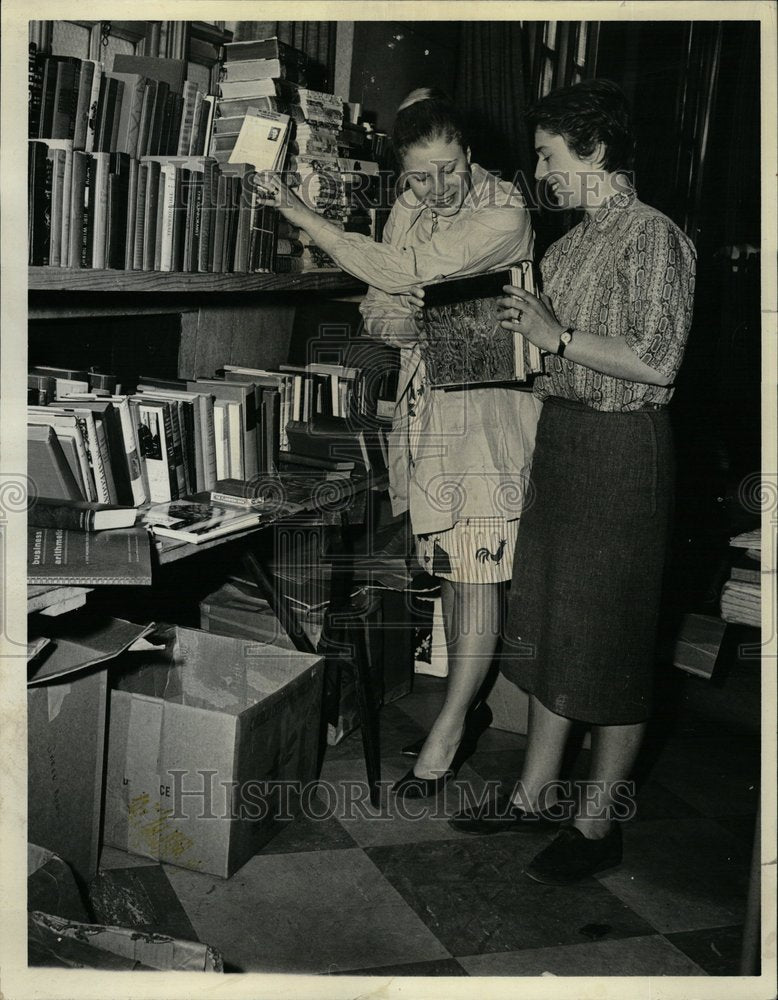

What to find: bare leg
left=513, top=695, right=573, bottom=812
left=413, top=580, right=501, bottom=778
left=573, top=721, right=646, bottom=839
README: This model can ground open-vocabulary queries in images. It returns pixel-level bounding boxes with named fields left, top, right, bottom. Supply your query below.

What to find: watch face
left=561, top=331, right=573, bottom=345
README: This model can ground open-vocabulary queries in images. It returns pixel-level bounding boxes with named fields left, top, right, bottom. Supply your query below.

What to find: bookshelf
left=28, top=267, right=365, bottom=295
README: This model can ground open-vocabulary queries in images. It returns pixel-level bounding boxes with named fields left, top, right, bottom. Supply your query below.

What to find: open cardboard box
left=104, top=627, right=324, bottom=878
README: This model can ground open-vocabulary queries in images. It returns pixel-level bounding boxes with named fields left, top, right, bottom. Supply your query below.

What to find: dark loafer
left=524, top=824, right=623, bottom=885
left=447, top=791, right=560, bottom=834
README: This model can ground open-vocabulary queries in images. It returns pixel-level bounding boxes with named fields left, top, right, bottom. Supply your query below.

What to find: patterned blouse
left=535, top=188, right=697, bottom=411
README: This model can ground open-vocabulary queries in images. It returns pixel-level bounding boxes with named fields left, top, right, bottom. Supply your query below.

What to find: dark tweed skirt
left=501, top=395, right=674, bottom=725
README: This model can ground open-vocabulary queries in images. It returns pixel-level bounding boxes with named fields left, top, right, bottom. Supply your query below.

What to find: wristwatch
left=557, top=326, right=575, bottom=358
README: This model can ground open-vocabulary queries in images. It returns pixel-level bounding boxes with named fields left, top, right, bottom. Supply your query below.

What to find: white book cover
left=228, top=109, right=290, bottom=172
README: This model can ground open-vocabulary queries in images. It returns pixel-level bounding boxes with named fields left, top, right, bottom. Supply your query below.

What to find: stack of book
left=720, top=529, right=764, bottom=628
left=26, top=355, right=391, bottom=510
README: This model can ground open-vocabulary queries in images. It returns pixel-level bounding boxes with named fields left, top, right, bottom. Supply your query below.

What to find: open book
left=420, top=261, right=544, bottom=389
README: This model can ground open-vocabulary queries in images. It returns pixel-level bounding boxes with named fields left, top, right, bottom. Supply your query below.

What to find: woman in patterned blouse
left=449, top=79, right=696, bottom=885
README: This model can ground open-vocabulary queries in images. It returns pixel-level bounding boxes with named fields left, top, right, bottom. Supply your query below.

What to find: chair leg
left=347, top=617, right=382, bottom=807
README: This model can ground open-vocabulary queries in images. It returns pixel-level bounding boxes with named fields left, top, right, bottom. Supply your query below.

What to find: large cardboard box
left=27, top=614, right=153, bottom=885
left=104, top=627, right=324, bottom=878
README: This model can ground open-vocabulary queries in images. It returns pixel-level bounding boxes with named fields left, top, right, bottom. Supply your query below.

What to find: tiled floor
left=99, top=674, right=759, bottom=977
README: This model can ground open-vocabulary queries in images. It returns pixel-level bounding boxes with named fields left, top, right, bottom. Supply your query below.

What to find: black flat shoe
left=448, top=791, right=561, bottom=835
left=400, top=701, right=493, bottom=758
left=524, top=824, right=623, bottom=885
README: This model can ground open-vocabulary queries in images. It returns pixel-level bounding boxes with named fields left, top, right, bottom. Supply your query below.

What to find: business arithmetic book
left=420, top=261, right=545, bottom=389
left=27, top=525, right=152, bottom=585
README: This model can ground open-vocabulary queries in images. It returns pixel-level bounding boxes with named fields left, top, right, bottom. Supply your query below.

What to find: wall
left=348, top=21, right=460, bottom=130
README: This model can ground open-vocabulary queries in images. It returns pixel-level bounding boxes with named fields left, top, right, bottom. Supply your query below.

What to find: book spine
left=51, top=61, right=77, bottom=140
left=188, top=89, right=205, bottom=156
left=128, top=399, right=151, bottom=501
left=210, top=492, right=263, bottom=508
left=124, top=156, right=138, bottom=270
left=28, top=43, right=45, bottom=139
left=83, top=62, right=103, bottom=153
left=38, top=57, right=58, bottom=138
left=47, top=148, right=65, bottom=267
left=91, top=153, right=109, bottom=268
left=158, top=164, right=176, bottom=271
left=191, top=178, right=203, bottom=272
left=132, top=161, right=147, bottom=270
left=74, top=412, right=109, bottom=502
left=199, top=394, right=217, bottom=490
left=92, top=416, right=118, bottom=503
left=136, top=403, right=172, bottom=502
left=136, top=80, right=155, bottom=157
left=198, top=161, right=215, bottom=272
left=142, top=161, right=160, bottom=270
left=113, top=397, right=146, bottom=505
left=166, top=401, right=187, bottom=496
left=177, top=81, right=198, bottom=156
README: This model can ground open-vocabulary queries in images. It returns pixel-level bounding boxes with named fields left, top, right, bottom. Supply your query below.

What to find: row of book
left=28, top=146, right=280, bottom=272
left=29, top=47, right=215, bottom=160
left=212, top=37, right=380, bottom=271
left=27, top=358, right=393, bottom=508
left=720, top=529, right=764, bottom=628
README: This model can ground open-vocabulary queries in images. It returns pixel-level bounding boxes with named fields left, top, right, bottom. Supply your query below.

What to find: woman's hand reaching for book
left=255, top=171, right=314, bottom=228
left=498, top=286, right=564, bottom=352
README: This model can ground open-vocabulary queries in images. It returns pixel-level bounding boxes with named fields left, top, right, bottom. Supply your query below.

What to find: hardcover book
left=419, top=261, right=544, bottom=389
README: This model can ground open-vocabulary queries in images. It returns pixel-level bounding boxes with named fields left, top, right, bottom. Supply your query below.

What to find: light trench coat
left=330, top=163, right=542, bottom=537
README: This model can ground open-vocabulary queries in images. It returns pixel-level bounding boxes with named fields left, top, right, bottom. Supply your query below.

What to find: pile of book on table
left=720, top=528, right=766, bottom=628
left=27, top=357, right=392, bottom=545
left=213, top=36, right=381, bottom=272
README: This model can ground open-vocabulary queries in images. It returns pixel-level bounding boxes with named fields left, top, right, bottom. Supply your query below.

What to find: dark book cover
left=27, top=525, right=152, bottom=586
left=93, top=74, right=112, bottom=152
left=28, top=141, right=50, bottom=265
left=51, top=60, right=78, bottom=140
left=173, top=166, right=189, bottom=271
left=147, top=80, right=170, bottom=156
left=261, top=387, right=281, bottom=474
left=80, top=152, right=96, bottom=268
left=27, top=498, right=136, bottom=532
left=108, top=78, right=126, bottom=153
left=73, top=60, right=95, bottom=150
left=136, top=79, right=157, bottom=157
left=28, top=42, right=45, bottom=139
left=37, top=56, right=60, bottom=139
left=142, top=158, right=161, bottom=271
left=28, top=425, right=84, bottom=501
left=167, top=93, right=184, bottom=156
left=106, top=152, right=130, bottom=270
left=420, top=261, right=543, bottom=388
left=157, top=90, right=175, bottom=157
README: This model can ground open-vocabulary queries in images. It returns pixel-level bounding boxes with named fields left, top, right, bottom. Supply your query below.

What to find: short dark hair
left=526, top=79, right=635, bottom=172
left=392, top=87, right=469, bottom=161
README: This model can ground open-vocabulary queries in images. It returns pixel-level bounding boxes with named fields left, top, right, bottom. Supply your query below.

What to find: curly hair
left=526, top=79, right=635, bottom=173
left=392, top=87, right=469, bottom=161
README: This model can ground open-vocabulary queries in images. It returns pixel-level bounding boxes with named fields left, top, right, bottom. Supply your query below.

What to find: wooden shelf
left=29, top=267, right=366, bottom=295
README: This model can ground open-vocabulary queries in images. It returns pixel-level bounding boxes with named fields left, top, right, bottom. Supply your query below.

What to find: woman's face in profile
left=402, top=135, right=472, bottom=217
left=534, top=127, right=601, bottom=211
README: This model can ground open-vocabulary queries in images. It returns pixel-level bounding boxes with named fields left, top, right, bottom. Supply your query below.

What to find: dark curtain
left=453, top=23, right=534, bottom=195
left=228, top=21, right=335, bottom=90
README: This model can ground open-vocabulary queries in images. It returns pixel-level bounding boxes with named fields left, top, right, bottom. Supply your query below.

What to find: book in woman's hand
left=420, top=261, right=545, bottom=389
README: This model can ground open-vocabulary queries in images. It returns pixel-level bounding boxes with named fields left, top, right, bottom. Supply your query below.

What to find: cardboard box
left=27, top=614, right=153, bottom=884
left=28, top=844, right=90, bottom=922
left=104, top=627, right=324, bottom=878
left=486, top=670, right=530, bottom=734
